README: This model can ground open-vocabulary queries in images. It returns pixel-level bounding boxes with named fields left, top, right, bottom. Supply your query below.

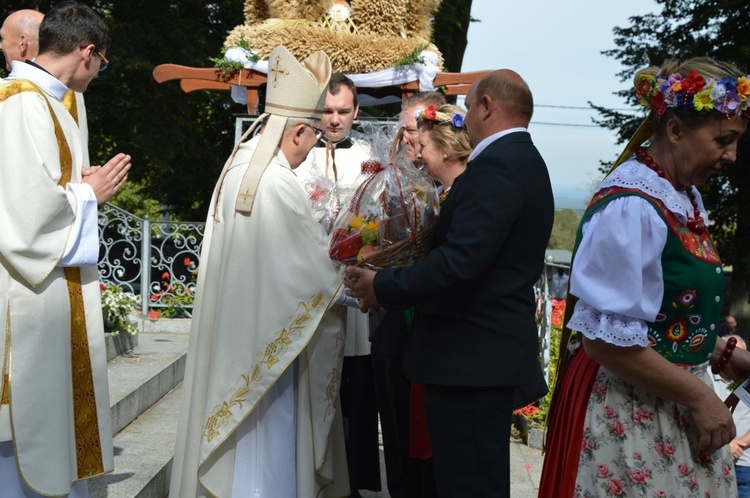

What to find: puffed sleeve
left=567, top=196, right=668, bottom=347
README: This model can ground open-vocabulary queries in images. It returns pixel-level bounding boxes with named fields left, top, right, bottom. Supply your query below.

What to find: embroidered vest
left=578, top=187, right=723, bottom=365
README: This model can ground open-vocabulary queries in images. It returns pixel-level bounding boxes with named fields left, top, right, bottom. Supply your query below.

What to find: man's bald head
left=464, top=68, right=535, bottom=146
left=0, top=9, right=44, bottom=72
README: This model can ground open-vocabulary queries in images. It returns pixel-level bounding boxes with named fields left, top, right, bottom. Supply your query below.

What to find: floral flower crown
left=415, top=105, right=465, bottom=128
left=635, top=71, right=750, bottom=118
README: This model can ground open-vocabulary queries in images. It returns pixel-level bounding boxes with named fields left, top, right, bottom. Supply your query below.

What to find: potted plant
left=100, top=283, right=138, bottom=336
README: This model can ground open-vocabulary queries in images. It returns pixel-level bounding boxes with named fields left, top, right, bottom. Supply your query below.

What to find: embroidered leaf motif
left=202, top=293, right=326, bottom=442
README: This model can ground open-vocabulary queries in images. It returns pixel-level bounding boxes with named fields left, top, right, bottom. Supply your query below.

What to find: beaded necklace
left=634, top=147, right=707, bottom=235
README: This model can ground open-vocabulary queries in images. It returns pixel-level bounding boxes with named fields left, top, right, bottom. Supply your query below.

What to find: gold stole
left=0, top=81, right=104, bottom=477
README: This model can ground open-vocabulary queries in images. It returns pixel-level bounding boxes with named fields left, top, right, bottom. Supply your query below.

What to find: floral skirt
left=573, top=362, right=736, bottom=497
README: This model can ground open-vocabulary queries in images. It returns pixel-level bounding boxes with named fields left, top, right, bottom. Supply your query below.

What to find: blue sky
left=460, top=0, right=660, bottom=209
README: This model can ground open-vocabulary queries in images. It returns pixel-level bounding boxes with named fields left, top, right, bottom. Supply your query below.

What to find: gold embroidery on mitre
left=0, top=81, right=105, bottom=477
left=202, top=292, right=326, bottom=442
left=268, top=55, right=289, bottom=88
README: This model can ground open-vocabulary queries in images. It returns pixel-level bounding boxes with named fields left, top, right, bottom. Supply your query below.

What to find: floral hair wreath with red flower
left=635, top=70, right=750, bottom=118
left=415, top=104, right=466, bottom=128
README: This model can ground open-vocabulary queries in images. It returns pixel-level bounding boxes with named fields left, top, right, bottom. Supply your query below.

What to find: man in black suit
left=344, top=69, right=554, bottom=497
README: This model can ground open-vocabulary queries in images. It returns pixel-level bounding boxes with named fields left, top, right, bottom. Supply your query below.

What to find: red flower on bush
left=184, top=257, right=192, bottom=267
left=513, top=403, right=539, bottom=418
left=550, top=299, right=566, bottom=329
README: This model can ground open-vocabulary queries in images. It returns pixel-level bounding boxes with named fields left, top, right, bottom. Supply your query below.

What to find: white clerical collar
left=7, top=59, right=69, bottom=101
left=469, top=127, right=527, bottom=161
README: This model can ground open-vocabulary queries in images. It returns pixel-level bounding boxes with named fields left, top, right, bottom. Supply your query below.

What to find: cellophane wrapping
left=328, top=125, right=439, bottom=268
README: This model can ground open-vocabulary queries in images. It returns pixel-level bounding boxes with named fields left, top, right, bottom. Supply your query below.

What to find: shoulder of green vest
left=583, top=186, right=669, bottom=225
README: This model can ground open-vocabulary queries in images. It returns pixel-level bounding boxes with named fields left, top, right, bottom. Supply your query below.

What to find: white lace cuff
left=567, top=299, right=650, bottom=347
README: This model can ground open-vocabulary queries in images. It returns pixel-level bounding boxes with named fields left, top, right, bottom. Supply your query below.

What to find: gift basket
left=328, top=125, right=439, bottom=269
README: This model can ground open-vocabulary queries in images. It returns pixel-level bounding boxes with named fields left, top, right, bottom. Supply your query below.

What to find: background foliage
left=593, top=0, right=750, bottom=300
left=548, top=209, right=580, bottom=251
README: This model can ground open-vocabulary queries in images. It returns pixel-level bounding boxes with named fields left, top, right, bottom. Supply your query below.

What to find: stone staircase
left=88, top=315, right=191, bottom=498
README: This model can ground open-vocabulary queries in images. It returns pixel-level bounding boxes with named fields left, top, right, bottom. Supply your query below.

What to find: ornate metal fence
left=98, top=203, right=205, bottom=316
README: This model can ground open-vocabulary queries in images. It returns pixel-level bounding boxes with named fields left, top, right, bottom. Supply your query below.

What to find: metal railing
left=98, top=203, right=205, bottom=316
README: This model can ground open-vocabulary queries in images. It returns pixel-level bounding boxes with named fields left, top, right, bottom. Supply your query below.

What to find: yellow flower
left=363, top=220, right=379, bottom=232
left=738, top=77, right=750, bottom=98
left=348, top=216, right=364, bottom=229
left=693, top=91, right=714, bottom=111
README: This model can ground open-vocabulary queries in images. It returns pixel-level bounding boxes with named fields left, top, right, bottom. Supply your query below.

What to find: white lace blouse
left=567, top=158, right=709, bottom=347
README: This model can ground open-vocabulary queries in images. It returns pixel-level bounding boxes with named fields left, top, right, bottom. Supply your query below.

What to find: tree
left=548, top=209, right=580, bottom=252
left=433, top=1, right=474, bottom=72
left=594, top=0, right=750, bottom=300
left=1, top=0, right=246, bottom=221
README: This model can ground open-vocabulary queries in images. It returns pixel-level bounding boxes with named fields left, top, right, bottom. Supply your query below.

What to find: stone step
left=89, top=383, right=183, bottom=498
left=106, top=333, right=188, bottom=436
left=105, top=332, right=139, bottom=362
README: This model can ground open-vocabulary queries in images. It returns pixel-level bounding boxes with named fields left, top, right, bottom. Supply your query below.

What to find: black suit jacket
left=373, top=131, right=554, bottom=388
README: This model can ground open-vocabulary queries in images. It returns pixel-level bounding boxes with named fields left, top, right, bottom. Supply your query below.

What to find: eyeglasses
left=94, top=49, right=109, bottom=72
left=303, top=123, right=325, bottom=141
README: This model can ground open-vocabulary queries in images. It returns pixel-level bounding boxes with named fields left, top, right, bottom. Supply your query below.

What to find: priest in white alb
left=0, top=2, right=131, bottom=497
left=170, top=45, right=352, bottom=498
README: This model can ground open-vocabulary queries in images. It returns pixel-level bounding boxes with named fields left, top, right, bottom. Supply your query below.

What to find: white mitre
left=233, top=45, right=332, bottom=213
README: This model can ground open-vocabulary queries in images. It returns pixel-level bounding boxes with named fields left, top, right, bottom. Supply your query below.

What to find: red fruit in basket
left=356, top=245, right=378, bottom=263
left=330, top=229, right=363, bottom=262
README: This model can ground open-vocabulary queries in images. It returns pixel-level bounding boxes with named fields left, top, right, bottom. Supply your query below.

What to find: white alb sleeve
left=59, top=183, right=99, bottom=267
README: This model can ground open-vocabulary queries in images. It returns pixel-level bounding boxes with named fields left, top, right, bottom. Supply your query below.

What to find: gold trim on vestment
left=321, top=305, right=346, bottom=420
left=62, top=90, right=78, bottom=124
left=0, top=80, right=104, bottom=477
left=1, top=308, right=10, bottom=405
left=202, top=292, right=326, bottom=443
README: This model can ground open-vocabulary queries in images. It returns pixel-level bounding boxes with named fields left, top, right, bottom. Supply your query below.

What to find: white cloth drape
left=226, top=49, right=440, bottom=107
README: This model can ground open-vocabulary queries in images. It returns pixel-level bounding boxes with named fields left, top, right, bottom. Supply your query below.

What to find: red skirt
left=409, top=381, right=432, bottom=459
left=538, top=348, right=600, bottom=498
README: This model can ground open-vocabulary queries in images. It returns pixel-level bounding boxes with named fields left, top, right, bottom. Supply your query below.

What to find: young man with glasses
left=0, top=2, right=130, bottom=496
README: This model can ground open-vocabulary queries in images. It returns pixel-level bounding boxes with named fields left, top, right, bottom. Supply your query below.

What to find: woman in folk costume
left=540, top=57, right=750, bottom=496
left=169, top=45, right=352, bottom=497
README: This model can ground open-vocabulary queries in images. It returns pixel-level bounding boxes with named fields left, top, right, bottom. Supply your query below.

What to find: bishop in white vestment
left=170, top=46, right=350, bottom=498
